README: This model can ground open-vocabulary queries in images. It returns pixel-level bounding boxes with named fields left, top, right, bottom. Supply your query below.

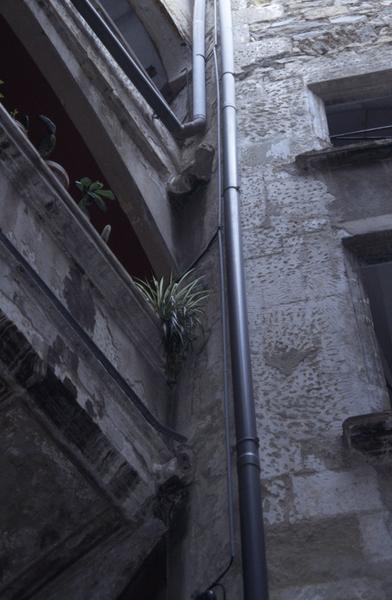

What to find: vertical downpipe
left=192, top=0, right=207, bottom=121
left=218, top=0, right=270, bottom=598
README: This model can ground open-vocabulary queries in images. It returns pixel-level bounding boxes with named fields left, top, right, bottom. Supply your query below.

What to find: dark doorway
left=117, top=538, right=167, bottom=600
left=0, top=15, right=153, bottom=279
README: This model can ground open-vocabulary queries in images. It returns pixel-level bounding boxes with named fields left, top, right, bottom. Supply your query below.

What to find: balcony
left=0, top=91, right=187, bottom=600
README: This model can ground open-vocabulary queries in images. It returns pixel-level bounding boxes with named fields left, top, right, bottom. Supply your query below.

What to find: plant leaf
left=97, top=189, right=115, bottom=200
left=94, top=196, right=107, bottom=212
left=78, top=177, right=92, bottom=188
left=89, top=181, right=103, bottom=191
left=133, top=268, right=208, bottom=379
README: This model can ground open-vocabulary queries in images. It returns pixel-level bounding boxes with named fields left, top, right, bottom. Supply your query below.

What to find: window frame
left=309, top=69, right=392, bottom=147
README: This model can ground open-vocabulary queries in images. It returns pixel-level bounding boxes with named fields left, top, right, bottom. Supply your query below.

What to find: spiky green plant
left=76, top=177, right=115, bottom=217
left=134, top=269, right=208, bottom=379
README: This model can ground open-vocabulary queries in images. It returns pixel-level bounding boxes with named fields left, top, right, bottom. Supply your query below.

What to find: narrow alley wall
left=233, top=1, right=392, bottom=599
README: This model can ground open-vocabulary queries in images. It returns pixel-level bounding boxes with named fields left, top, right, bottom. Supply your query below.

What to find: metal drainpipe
left=68, top=0, right=206, bottom=139
left=218, top=0, right=270, bottom=598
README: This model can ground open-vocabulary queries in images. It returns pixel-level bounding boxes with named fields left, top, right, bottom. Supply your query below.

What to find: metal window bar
left=68, top=0, right=206, bottom=138
left=90, top=0, right=164, bottom=97
left=331, top=123, right=392, bottom=141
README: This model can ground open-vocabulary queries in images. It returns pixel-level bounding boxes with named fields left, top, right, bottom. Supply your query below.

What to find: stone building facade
left=235, top=1, right=392, bottom=599
left=1, top=0, right=392, bottom=599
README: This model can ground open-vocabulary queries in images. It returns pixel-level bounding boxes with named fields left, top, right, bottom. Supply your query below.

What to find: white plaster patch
left=266, top=137, right=292, bottom=161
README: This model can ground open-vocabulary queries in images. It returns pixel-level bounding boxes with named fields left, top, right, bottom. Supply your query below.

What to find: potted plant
left=134, top=269, right=209, bottom=383
left=75, top=177, right=115, bottom=241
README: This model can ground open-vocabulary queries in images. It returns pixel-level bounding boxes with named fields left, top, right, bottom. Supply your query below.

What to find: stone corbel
left=167, top=143, right=215, bottom=202
left=152, top=444, right=194, bottom=487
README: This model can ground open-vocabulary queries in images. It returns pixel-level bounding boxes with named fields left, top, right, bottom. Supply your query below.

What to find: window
left=96, top=0, right=169, bottom=96
left=344, top=231, right=392, bottom=405
left=309, top=70, right=392, bottom=147
left=327, top=96, right=392, bottom=146
left=361, top=261, right=392, bottom=401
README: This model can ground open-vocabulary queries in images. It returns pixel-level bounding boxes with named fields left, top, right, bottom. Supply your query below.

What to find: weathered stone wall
left=9, top=0, right=392, bottom=598
left=233, top=1, right=392, bottom=598
left=0, top=11, right=207, bottom=589
left=0, top=61, right=187, bottom=600
left=0, top=0, right=231, bottom=597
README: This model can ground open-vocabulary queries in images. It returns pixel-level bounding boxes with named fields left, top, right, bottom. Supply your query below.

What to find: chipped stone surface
left=0, top=91, right=182, bottom=597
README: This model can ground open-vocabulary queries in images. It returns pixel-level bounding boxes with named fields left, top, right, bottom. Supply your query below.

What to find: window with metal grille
left=309, top=70, right=392, bottom=147
left=95, top=0, right=169, bottom=96
left=327, top=96, right=392, bottom=146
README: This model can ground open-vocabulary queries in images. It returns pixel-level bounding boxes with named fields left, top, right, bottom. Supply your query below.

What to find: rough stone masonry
left=232, top=1, right=392, bottom=599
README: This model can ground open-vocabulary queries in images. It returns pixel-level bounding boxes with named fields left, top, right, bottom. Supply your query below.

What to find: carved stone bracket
left=167, top=143, right=215, bottom=203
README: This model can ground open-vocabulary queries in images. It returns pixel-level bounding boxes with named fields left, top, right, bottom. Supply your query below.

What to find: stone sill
left=295, top=139, right=392, bottom=172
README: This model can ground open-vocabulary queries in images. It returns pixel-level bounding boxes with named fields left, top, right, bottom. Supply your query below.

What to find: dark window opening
left=117, top=538, right=167, bottom=600
left=96, top=0, right=170, bottom=98
left=327, top=95, right=392, bottom=146
left=0, top=15, right=153, bottom=279
left=360, top=261, right=392, bottom=404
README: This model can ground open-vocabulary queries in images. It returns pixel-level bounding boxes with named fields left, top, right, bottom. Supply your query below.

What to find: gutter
left=218, top=0, right=270, bottom=598
left=68, top=0, right=206, bottom=139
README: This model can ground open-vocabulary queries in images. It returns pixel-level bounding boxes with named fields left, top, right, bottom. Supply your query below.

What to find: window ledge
left=295, top=139, right=392, bottom=172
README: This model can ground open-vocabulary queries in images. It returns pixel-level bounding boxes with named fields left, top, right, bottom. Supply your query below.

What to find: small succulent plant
left=75, top=177, right=115, bottom=217
left=134, top=269, right=208, bottom=380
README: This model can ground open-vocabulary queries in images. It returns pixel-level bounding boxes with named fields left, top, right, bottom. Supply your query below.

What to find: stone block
left=235, top=38, right=292, bottom=72
left=359, top=511, right=392, bottom=561
left=245, top=230, right=348, bottom=308
left=292, top=467, right=383, bottom=520
left=265, top=515, right=364, bottom=588
left=271, top=577, right=386, bottom=600
left=303, top=6, right=350, bottom=20
left=247, top=4, right=285, bottom=23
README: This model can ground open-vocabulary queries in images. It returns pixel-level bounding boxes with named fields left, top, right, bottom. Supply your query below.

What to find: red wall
left=0, top=15, right=153, bottom=279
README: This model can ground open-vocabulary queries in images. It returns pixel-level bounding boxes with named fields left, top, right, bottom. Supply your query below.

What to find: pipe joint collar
left=238, top=451, right=261, bottom=469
